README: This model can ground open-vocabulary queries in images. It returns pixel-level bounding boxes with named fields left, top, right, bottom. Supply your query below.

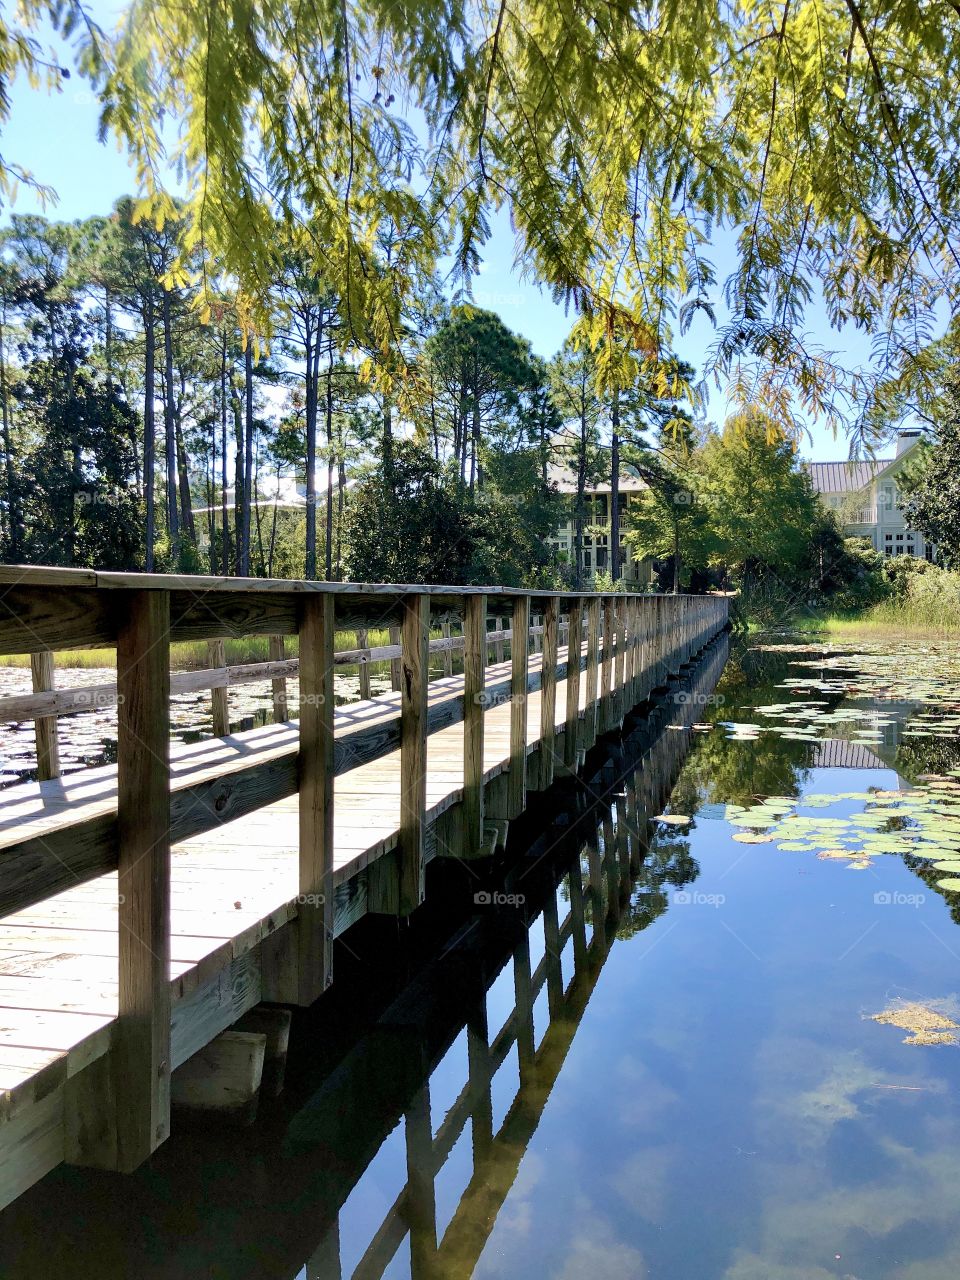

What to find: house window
left=596, top=548, right=608, bottom=570
left=594, top=495, right=608, bottom=521
left=896, top=533, right=903, bottom=541
left=926, top=543, right=935, bottom=562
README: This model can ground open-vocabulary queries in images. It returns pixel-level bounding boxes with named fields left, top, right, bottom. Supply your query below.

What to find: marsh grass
left=781, top=598, right=960, bottom=637
left=0, top=628, right=402, bottom=670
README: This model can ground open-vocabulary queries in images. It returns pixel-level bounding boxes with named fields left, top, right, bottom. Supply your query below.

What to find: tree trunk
left=304, top=313, right=320, bottom=579
left=0, top=316, right=21, bottom=560
left=672, top=518, right=681, bottom=593
left=219, top=331, right=230, bottom=574
left=161, top=289, right=180, bottom=563
left=610, top=389, right=621, bottom=583
left=174, top=385, right=195, bottom=543
left=336, top=459, right=346, bottom=580
left=382, top=398, right=394, bottom=480
left=232, top=384, right=244, bottom=565
left=573, top=402, right=587, bottom=590
left=206, top=413, right=217, bottom=573
left=143, top=300, right=156, bottom=571
left=324, top=356, right=334, bottom=580
left=239, top=342, right=254, bottom=575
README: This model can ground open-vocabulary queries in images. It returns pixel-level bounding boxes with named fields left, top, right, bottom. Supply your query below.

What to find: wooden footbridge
left=0, top=566, right=727, bottom=1211
left=0, top=633, right=729, bottom=1279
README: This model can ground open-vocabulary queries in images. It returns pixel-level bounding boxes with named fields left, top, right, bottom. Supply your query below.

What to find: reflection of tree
left=617, top=832, right=699, bottom=939
left=904, top=854, right=960, bottom=929
left=682, top=730, right=810, bottom=809
left=895, top=736, right=960, bottom=784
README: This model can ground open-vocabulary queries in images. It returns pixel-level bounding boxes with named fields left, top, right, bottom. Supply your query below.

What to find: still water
left=5, top=633, right=960, bottom=1279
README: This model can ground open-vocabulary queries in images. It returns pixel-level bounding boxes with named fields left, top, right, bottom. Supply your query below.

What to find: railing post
left=30, top=651, right=60, bottom=780
left=513, top=935, right=536, bottom=1086
left=563, top=599, right=583, bottom=771
left=116, top=588, right=171, bottom=1170
left=398, top=593, right=429, bottom=915
left=467, top=1001, right=493, bottom=1160
left=537, top=597, right=559, bottom=790
left=441, top=620, right=453, bottom=677
left=269, top=634, right=289, bottom=722
left=626, top=597, right=639, bottom=709
left=584, top=597, right=601, bottom=749
left=207, top=639, right=230, bottom=736
left=405, top=1084, right=439, bottom=1277
left=601, top=597, right=615, bottom=733
left=542, top=890, right=564, bottom=1018
left=356, top=627, right=372, bottom=701
left=389, top=624, right=402, bottom=692
left=568, top=859, right=589, bottom=974
left=507, top=594, right=529, bottom=818
left=297, top=592, right=335, bottom=1003
left=494, top=615, right=505, bottom=664
left=463, top=593, right=487, bottom=857
left=615, top=596, right=628, bottom=725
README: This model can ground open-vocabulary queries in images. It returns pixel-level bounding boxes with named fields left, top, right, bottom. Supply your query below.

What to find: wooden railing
left=0, top=566, right=728, bottom=1176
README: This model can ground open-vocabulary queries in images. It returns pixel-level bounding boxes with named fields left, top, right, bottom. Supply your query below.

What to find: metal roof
left=546, top=461, right=647, bottom=494
left=804, top=459, right=889, bottom=494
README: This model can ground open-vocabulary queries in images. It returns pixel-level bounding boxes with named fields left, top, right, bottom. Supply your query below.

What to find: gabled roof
left=546, top=461, right=647, bottom=494
left=804, top=459, right=888, bottom=495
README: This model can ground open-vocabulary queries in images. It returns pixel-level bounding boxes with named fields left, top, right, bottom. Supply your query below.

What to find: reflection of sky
left=409, top=670, right=960, bottom=1280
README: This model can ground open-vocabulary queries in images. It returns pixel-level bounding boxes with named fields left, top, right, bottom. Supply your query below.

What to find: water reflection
left=0, top=641, right=727, bottom=1280
left=9, top=632, right=960, bottom=1278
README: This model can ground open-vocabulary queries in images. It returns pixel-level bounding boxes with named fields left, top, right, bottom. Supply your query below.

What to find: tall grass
left=0, top=628, right=401, bottom=670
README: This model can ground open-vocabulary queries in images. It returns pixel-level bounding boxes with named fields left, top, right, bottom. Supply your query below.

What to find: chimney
left=896, top=429, right=921, bottom=457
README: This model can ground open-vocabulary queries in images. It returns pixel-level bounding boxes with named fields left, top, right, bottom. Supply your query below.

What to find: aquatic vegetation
left=870, top=999, right=960, bottom=1047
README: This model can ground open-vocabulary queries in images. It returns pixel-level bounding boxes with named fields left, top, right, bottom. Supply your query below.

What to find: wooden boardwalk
left=0, top=567, right=728, bottom=1209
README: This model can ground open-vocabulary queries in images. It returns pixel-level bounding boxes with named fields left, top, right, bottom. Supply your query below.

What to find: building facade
left=804, top=430, right=935, bottom=560
left=545, top=463, right=653, bottom=585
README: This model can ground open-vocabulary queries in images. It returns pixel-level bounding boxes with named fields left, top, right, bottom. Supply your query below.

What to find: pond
left=4, top=632, right=960, bottom=1279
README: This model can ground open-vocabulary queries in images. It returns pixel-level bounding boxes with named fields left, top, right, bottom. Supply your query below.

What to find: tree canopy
left=4, top=0, right=960, bottom=444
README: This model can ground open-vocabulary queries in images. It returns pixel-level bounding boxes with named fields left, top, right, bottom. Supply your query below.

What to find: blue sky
left=2, top=11, right=922, bottom=463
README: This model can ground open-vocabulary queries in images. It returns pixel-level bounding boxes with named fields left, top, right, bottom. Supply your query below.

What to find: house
left=546, top=461, right=653, bottom=585
left=804, top=429, right=936, bottom=560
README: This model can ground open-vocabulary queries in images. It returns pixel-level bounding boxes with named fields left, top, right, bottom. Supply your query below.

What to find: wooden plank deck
left=0, top=570, right=728, bottom=1208
left=0, top=646, right=588, bottom=1124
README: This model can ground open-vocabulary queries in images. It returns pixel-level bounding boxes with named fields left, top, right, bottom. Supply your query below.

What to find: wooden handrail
left=0, top=568, right=729, bottom=1194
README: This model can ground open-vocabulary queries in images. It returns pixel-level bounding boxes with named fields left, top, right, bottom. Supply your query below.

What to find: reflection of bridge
left=812, top=739, right=890, bottom=770
left=0, top=636, right=728, bottom=1280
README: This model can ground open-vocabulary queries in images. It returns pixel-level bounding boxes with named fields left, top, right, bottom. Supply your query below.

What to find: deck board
left=0, top=646, right=593, bottom=1107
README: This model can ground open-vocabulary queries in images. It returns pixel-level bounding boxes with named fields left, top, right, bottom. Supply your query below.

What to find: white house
left=545, top=461, right=653, bottom=585
left=804, top=430, right=935, bottom=560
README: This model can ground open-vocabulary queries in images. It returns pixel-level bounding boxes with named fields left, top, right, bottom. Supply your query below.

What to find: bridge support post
left=584, top=598, right=600, bottom=750
left=68, top=588, right=172, bottom=1173
left=398, top=593, right=429, bottom=915
left=30, top=651, right=60, bottom=780
left=462, top=593, right=487, bottom=858
left=507, top=594, right=529, bottom=817
left=563, top=600, right=582, bottom=773
left=536, top=598, right=559, bottom=790
left=601, top=597, right=615, bottom=733
left=296, top=592, right=335, bottom=1004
